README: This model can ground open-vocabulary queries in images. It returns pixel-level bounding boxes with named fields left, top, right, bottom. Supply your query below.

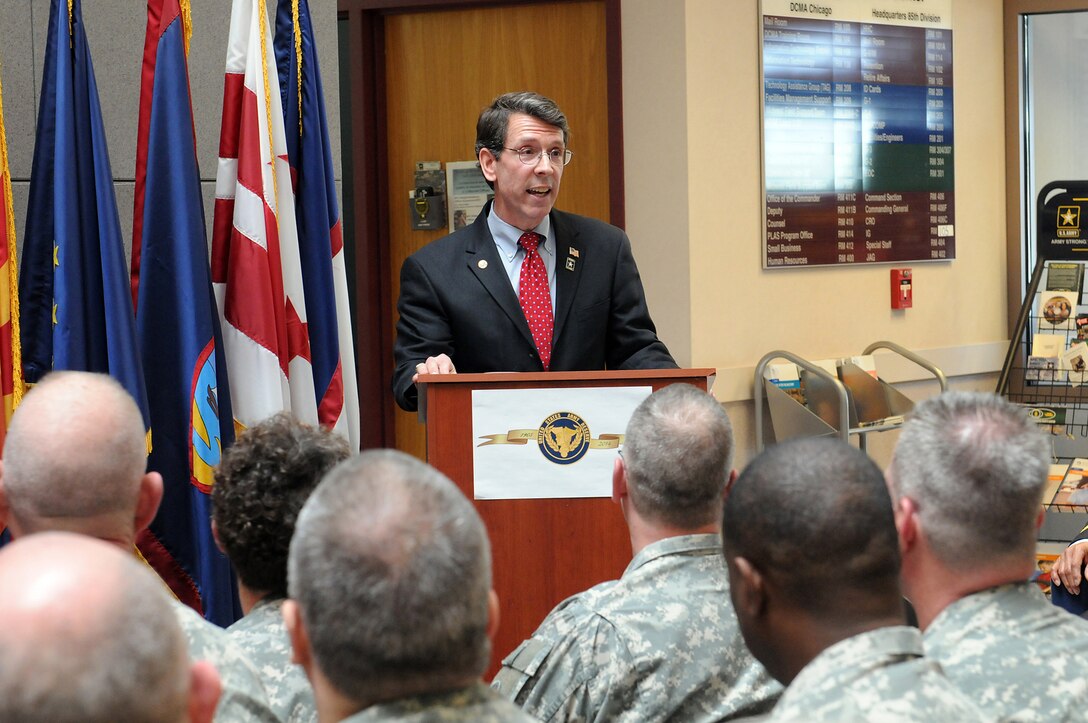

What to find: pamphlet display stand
left=753, top=341, right=947, bottom=453
left=997, top=180, right=1088, bottom=542
left=416, top=368, right=716, bottom=674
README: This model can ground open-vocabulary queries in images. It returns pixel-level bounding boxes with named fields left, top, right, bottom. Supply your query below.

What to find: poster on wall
left=761, top=0, right=954, bottom=268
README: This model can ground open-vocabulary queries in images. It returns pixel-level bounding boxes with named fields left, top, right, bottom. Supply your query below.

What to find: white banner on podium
left=471, top=386, right=652, bottom=499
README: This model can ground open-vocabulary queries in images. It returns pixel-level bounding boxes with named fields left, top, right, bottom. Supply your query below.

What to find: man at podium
left=392, top=91, right=675, bottom=412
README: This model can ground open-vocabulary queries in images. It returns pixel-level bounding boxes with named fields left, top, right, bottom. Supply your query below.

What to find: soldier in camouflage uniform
left=889, top=391, right=1088, bottom=721
left=722, top=437, right=987, bottom=721
left=284, top=450, right=536, bottom=722
left=212, top=412, right=352, bottom=723
left=0, top=371, right=278, bottom=722
left=0, top=533, right=220, bottom=723
left=176, top=587, right=295, bottom=722
left=492, top=384, right=780, bottom=722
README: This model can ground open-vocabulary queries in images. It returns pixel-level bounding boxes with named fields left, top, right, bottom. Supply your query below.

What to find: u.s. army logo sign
left=537, top=411, right=591, bottom=464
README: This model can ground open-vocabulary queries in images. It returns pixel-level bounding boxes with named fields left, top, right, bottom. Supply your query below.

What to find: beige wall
left=623, top=0, right=1006, bottom=468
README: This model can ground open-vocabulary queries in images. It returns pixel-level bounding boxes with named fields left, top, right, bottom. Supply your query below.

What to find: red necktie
left=518, top=232, right=553, bottom=370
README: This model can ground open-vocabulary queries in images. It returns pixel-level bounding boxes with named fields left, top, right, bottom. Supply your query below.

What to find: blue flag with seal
left=275, top=0, right=360, bottom=448
left=19, top=0, right=149, bottom=419
left=131, top=0, right=240, bottom=627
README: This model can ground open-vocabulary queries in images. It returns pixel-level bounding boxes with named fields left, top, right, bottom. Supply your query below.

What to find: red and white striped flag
left=212, top=0, right=317, bottom=432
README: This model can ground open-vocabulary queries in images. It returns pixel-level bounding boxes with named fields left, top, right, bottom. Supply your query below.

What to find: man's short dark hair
left=475, top=91, right=570, bottom=157
left=622, top=384, right=734, bottom=528
left=722, top=437, right=900, bottom=613
left=212, top=413, right=351, bottom=598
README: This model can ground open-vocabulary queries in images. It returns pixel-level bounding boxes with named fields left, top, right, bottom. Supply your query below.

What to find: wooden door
left=383, top=1, right=611, bottom=459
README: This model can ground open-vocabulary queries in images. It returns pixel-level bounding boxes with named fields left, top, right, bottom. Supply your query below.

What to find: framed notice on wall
left=761, top=0, right=954, bottom=269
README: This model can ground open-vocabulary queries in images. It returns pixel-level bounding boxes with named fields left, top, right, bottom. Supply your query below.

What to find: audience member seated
left=492, top=384, right=781, bottom=722
left=0, top=531, right=221, bottom=723
left=283, top=449, right=536, bottom=722
left=888, top=391, right=1088, bottom=720
left=212, top=412, right=351, bottom=722
left=0, top=371, right=277, bottom=723
left=1051, top=523, right=1088, bottom=615
left=722, top=437, right=986, bottom=721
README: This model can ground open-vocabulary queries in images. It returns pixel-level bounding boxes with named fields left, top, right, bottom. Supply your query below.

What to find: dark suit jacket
left=392, top=204, right=677, bottom=411
left=1052, top=523, right=1088, bottom=616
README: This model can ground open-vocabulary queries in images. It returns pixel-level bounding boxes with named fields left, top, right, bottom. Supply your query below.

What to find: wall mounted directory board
left=761, top=0, right=954, bottom=268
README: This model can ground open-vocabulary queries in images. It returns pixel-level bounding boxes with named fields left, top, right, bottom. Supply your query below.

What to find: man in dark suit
left=392, top=91, right=676, bottom=412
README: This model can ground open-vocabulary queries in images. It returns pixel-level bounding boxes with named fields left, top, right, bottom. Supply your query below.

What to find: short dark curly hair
left=212, top=413, right=352, bottom=598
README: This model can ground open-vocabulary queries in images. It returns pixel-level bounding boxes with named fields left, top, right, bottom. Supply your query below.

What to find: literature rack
left=997, top=181, right=1088, bottom=542
left=753, top=341, right=947, bottom=454
left=998, top=255, right=1088, bottom=541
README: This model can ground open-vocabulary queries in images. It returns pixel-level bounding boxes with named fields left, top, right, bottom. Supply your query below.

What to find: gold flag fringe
left=0, top=69, right=25, bottom=413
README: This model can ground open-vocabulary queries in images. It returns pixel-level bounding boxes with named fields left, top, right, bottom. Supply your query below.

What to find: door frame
left=1003, top=0, right=1088, bottom=337
left=337, top=0, right=625, bottom=448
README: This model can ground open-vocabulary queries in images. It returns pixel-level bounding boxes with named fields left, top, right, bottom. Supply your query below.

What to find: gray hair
left=288, top=450, right=491, bottom=705
left=475, top=91, right=570, bottom=158
left=2, top=372, right=147, bottom=529
left=890, top=392, right=1049, bottom=567
left=622, top=384, right=734, bottom=528
left=0, top=533, right=188, bottom=722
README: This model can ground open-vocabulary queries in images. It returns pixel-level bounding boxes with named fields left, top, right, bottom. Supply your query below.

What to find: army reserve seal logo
left=538, top=411, right=591, bottom=464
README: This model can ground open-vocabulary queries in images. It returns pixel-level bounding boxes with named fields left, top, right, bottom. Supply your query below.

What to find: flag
left=212, top=0, right=317, bottom=433
left=19, top=0, right=148, bottom=419
left=0, top=66, right=24, bottom=449
left=131, top=0, right=241, bottom=626
left=275, top=0, right=359, bottom=448
left=0, top=65, right=24, bottom=545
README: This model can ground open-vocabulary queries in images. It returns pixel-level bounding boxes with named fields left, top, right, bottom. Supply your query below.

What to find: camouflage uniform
left=173, top=600, right=280, bottom=723
left=491, top=534, right=781, bottom=722
left=342, top=682, right=537, bottom=722
left=924, top=582, right=1088, bottom=721
left=765, top=626, right=986, bottom=721
left=229, top=597, right=317, bottom=723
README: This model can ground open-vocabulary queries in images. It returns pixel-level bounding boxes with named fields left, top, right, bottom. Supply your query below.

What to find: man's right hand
left=412, top=354, right=457, bottom=383
left=1051, top=541, right=1088, bottom=594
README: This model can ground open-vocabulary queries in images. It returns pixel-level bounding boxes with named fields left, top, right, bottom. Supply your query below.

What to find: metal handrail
left=754, top=349, right=850, bottom=451
left=755, top=343, right=948, bottom=452
left=862, top=340, right=949, bottom=393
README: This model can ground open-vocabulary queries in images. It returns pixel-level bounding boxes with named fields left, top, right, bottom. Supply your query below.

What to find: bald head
left=0, top=532, right=189, bottom=722
left=622, top=383, right=734, bottom=528
left=1, top=372, right=149, bottom=537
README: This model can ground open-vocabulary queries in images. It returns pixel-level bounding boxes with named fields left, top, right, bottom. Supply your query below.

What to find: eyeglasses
left=503, top=147, right=573, bottom=167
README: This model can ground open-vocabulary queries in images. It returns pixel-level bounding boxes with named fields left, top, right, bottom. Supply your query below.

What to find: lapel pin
left=569, top=247, right=579, bottom=258
left=478, top=259, right=488, bottom=269
left=565, top=257, right=576, bottom=272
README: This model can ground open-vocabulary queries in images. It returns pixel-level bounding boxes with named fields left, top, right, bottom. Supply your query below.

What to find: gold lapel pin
left=565, top=257, right=576, bottom=271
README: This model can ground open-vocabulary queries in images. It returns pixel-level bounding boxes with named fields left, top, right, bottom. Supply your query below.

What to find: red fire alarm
left=891, top=268, right=912, bottom=309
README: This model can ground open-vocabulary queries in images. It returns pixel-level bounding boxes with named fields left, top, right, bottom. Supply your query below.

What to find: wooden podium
left=417, top=368, right=716, bottom=673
